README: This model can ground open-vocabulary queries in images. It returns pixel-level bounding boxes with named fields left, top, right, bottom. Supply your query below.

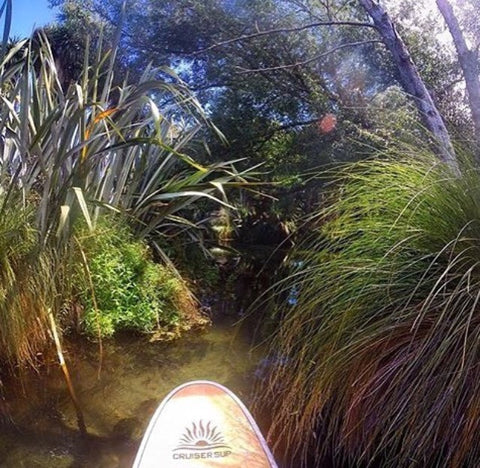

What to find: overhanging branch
left=192, top=20, right=376, bottom=55
left=235, top=40, right=382, bottom=74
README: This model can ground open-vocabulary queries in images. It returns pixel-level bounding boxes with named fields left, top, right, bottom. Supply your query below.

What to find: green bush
left=75, top=219, right=190, bottom=337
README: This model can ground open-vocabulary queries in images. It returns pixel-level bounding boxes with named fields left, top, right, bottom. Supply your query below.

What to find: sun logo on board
left=174, top=420, right=231, bottom=451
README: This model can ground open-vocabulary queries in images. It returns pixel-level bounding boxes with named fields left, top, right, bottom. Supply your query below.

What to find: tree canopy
left=45, top=0, right=480, bottom=186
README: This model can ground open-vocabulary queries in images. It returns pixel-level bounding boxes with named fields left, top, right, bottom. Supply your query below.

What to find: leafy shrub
left=74, top=218, right=195, bottom=338
left=263, top=153, right=480, bottom=467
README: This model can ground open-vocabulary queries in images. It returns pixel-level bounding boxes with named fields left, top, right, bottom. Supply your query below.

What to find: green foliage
left=48, top=0, right=471, bottom=169
left=155, top=234, right=221, bottom=292
left=50, top=0, right=471, bottom=246
left=264, top=149, right=480, bottom=466
left=0, top=29, right=244, bottom=250
left=0, top=1, right=59, bottom=367
left=75, top=218, right=189, bottom=337
left=51, top=0, right=388, bottom=162
left=0, top=21, right=246, bottom=364
left=261, top=132, right=308, bottom=185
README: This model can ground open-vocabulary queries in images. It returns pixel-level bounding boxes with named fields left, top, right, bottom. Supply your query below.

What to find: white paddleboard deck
left=133, top=380, right=277, bottom=468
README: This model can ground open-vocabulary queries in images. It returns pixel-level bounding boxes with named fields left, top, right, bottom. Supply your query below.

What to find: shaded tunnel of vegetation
left=2, top=0, right=480, bottom=466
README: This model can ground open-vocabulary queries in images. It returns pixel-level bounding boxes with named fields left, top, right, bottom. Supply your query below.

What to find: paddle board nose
left=133, top=380, right=277, bottom=468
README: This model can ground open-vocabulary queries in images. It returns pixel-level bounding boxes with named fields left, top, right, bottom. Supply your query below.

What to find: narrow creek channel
left=0, top=318, right=265, bottom=467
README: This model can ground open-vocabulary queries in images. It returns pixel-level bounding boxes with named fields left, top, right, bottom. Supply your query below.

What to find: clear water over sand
left=0, top=319, right=263, bottom=467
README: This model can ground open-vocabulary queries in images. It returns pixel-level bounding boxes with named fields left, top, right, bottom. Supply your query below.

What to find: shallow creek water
left=0, top=319, right=265, bottom=467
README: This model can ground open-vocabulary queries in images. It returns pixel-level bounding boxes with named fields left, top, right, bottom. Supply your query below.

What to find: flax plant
left=0, top=23, right=247, bottom=364
left=0, top=33, right=239, bottom=245
left=264, top=148, right=480, bottom=467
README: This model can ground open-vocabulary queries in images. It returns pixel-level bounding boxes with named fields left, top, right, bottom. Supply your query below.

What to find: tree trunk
left=436, top=0, right=480, bottom=150
left=359, top=0, right=458, bottom=172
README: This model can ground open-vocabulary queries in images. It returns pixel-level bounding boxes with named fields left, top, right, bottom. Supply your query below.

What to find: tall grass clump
left=263, top=150, right=480, bottom=467
left=0, top=200, right=51, bottom=366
